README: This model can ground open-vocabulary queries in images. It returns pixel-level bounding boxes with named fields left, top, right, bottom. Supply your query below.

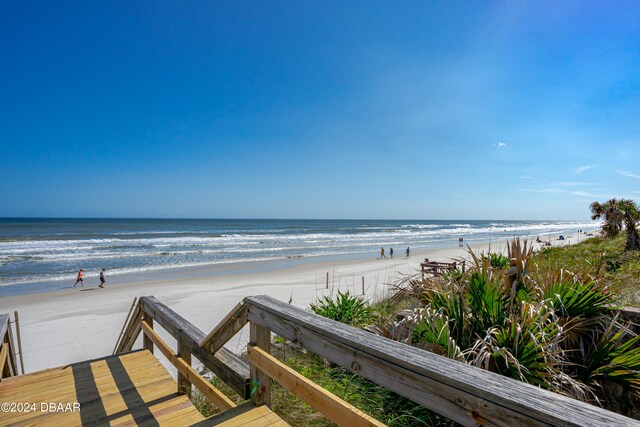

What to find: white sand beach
left=0, top=234, right=591, bottom=374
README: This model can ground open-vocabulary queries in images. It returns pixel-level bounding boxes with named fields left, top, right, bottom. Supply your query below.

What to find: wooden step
left=191, top=402, right=289, bottom=426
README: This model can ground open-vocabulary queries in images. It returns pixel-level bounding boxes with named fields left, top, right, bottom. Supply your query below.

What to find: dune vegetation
left=196, top=207, right=640, bottom=425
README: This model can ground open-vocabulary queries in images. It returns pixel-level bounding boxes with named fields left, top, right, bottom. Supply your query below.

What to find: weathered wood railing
left=242, top=295, right=638, bottom=427
left=114, top=296, right=250, bottom=399
left=0, top=313, right=20, bottom=380
left=117, top=296, right=639, bottom=426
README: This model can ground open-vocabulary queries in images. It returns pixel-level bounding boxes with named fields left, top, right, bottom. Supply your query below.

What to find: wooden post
left=177, top=335, right=192, bottom=397
left=361, top=277, right=365, bottom=295
left=12, top=312, right=24, bottom=375
left=326, top=272, right=329, bottom=289
left=249, top=322, right=271, bottom=407
left=143, top=316, right=154, bottom=354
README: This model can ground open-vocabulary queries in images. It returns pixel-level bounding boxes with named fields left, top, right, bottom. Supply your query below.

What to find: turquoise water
left=0, top=218, right=598, bottom=295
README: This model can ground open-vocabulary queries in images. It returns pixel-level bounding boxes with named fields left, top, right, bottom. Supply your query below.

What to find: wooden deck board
left=0, top=349, right=205, bottom=426
left=192, top=402, right=290, bottom=426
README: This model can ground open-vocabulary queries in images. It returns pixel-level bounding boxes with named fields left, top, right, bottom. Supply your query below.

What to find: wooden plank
left=200, top=302, right=248, bottom=354
left=143, top=316, right=154, bottom=354
left=141, top=320, right=235, bottom=410
left=139, top=296, right=250, bottom=398
left=0, top=343, right=7, bottom=380
left=245, top=295, right=638, bottom=427
left=0, top=314, right=9, bottom=345
left=115, top=305, right=143, bottom=354
left=0, top=353, right=171, bottom=405
left=2, top=375, right=179, bottom=424
left=115, top=303, right=141, bottom=354
left=13, top=311, right=24, bottom=374
left=5, top=318, right=16, bottom=377
left=113, top=297, right=139, bottom=354
left=247, top=345, right=384, bottom=427
left=0, top=350, right=153, bottom=389
left=0, top=350, right=206, bottom=426
left=249, top=322, right=271, bottom=408
left=193, top=402, right=290, bottom=427
left=177, top=334, right=192, bottom=397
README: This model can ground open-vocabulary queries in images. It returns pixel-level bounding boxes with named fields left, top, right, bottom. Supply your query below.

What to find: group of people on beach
left=74, top=268, right=107, bottom=288
left=380, top=247, right=410, bottom=259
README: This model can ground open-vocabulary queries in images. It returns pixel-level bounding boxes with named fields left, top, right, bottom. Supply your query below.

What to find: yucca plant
left=466, top=301, right=561, bottom=388
left=410, top=307, right=465, bottom=361
left=380, top=238, right=640, bottom=411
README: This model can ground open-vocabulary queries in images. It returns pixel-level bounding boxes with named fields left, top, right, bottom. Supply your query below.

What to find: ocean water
left=0, top=218, right=599, bottom=294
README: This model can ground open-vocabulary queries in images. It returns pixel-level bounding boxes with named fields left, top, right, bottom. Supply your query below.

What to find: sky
left=1, top=1, right=639, bottom=220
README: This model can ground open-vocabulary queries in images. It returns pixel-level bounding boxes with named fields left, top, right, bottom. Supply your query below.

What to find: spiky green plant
left=578, top=320, right=640, bottom=396
left=382, top=238, right=640, bottom=411
left=487, top=252, right=510, bottom=269
left=310, top=291, right=373, bottom=327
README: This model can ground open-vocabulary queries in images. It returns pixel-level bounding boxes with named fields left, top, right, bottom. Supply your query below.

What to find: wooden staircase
left=1, top=296, right=638, bottom=426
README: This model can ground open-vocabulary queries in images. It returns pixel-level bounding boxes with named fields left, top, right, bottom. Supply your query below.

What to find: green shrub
left=487, top=252, right=510, bottom=269
left=310, top=291, right=373, bottom=327
left=385, top=238, right=640, bottom=411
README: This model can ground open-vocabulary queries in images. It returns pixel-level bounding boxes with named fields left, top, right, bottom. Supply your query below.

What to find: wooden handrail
left=247, top=345, right=384, bottom=427
left=0, top=343, right=7, bottom=380
left=140, top=321, right=235, bottom=410
left=0, top=314, right=9, bottom=346
left=200, top=301, right=248, bottom=354
left=113, top=297, right=139, bottom=354
left=114, top=302, right=143, bottom=354
left=138, top=296, right=250, bottom=398
left=244, top=295, right=638, bottom=427
left=0, top=314, right=17, bottom=380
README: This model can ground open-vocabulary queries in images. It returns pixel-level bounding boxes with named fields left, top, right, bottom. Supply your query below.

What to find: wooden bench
left=420, top=259, right=465, bottom=277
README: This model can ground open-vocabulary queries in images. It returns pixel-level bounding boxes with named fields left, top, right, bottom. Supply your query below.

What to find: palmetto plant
left=310, top=291, right=373, bottom=327
left=487, top=252, right=510, bottom=269
left=383, top=238, right=640, bottom=407
left=591, top=198, right=640, bottom=251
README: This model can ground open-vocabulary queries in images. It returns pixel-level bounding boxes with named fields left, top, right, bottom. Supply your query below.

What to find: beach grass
left=194, top=338, right=455, bottom=426
left=192, top=234, right=640, bottom=425
left=531, top=235, right=640, bottom=306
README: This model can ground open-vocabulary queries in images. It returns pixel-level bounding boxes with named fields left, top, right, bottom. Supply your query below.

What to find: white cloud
left=525, top=187, right=609, bottom=199
left=519, top=175, right=534, bottom=180
left=526, top=188, right=562, bottom=193
left=618, top=170, right=640, bottom=180
left=575, top=165, right=595, bottom=174
left=493, top=142, right=508, bottom=148
left=569, top=190, right=603, bottom=198
left=553, top=181, right=593, bottom=187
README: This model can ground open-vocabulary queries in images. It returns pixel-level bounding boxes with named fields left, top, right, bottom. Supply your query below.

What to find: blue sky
left=1, top=1, right=639, bottom=220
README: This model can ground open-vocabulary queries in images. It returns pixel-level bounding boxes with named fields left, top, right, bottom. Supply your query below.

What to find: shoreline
left=0, top=229, right=592, bottom=298
left=0, top=233, right=592, bottom=373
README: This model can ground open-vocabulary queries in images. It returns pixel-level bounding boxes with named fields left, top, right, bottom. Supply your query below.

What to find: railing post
left=177, top=334, right=192, bottom=397
left=5, top=323, right=16, bottom=377
left=249, top=321, right=271, bottom=408
left=143, top=315, right=153, bottom=354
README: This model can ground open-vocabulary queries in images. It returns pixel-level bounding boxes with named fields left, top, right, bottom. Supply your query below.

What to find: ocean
left=0, top=218, right=599, bottom=295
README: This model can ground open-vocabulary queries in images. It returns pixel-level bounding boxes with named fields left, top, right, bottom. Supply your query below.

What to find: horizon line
left=0, top=216, right=596, bottom=222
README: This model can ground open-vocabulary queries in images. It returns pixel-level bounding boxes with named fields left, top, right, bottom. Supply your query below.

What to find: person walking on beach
left=390, top=247, right=394, bottom=258
left=99, top=268, right=106, bottom=288
left=406, top=247, right=410, bottom=259
left=74, top=269, right=84, bottom=288
left=459, top=237, right=464, bottom=247
left=381, top=247, right=386, bottom=259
